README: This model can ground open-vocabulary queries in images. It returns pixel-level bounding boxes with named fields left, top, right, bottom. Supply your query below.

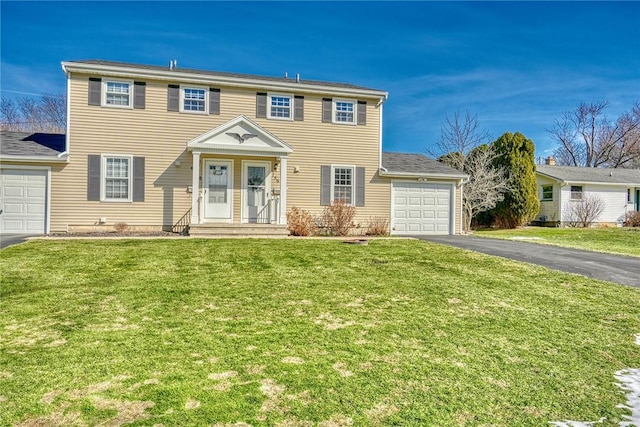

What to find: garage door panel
left=392, top=181, right=451, bottom=235
left=0, top=169, right=47, bottom=234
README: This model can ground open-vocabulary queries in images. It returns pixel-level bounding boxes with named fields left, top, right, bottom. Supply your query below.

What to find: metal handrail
left=172, top=208, right=192, bottom=234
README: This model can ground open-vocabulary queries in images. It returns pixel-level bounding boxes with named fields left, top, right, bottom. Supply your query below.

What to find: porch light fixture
left=273, top=162, right=279, bottom=172
left=417, top=177, right=428, bottom=183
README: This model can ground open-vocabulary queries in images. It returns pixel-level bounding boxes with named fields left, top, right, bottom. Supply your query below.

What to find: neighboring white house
left=536, top=161, right=640, bottom=226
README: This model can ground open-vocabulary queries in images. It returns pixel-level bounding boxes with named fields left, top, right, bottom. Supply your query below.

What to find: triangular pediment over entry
left=187, top=115, right=293, bottom=157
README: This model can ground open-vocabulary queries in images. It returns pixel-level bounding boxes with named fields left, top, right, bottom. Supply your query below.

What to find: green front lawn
left=475, top=227, right=640, bottom=257
left=1, top=239, right=638, bottom=426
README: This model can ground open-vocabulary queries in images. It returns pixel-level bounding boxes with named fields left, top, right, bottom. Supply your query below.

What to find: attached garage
left=381, top=152, right=468, bottom=235
left=0, top=168, right=49, bottom=234
left=392, top=181, right=452, bottom=235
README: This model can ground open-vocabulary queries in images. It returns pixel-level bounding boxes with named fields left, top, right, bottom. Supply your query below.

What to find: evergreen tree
left=491, top=132, right=539, bottom=228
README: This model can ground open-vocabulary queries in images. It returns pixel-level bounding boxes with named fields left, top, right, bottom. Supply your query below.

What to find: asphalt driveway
left=0, top=234, right=36, bottom=249
left=416, top=235, right=640, bottom=288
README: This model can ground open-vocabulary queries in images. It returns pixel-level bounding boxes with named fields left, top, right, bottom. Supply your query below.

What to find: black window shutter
left=294, top=95, right=304, bottom=121
left=133, top=81, right=146, bottom=109
left=256, top=92, right=267, bottom=118
left=357, top=101, right=367, bottom=125
left=133, top=157, right=145, bottom=202
left=87, top=155, right=101, bottom=201
left=355, top=167, right=365, bottom=206
left=167, top=85, right=179, bottom=111
left=322, top=98, right=332, bottom=123
left=209, top=88, right=220, bottom=115
left=320, top=165, right=331, bottom=206
left=88, top=78, right=102, bottom=106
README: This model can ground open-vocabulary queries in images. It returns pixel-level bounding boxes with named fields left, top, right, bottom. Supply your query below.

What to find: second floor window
left=269, top=95, right=292, bottom=119
left=334, top=100, right=355, bottom=124
left=183, top=88, right=206, bottom=112
left=104, top=81, right=131, bottom=107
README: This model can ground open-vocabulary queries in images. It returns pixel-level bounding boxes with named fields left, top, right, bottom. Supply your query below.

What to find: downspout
left=377, top=94, right=388, bottom=170
left=62, top=62, right=71, bottom=157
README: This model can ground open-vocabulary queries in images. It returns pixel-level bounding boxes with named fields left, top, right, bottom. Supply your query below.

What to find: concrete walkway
left=415, top=235, right=640, bottom=288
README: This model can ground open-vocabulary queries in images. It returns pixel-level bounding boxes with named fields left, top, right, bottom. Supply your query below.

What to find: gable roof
left=381, top=152, right=468, bottom=179
left=62, top=60, right=388, bottom=100
left=536, top=165, right=640, bottom=186
left=1, top=131, right=67, bottom=162
left=187, top=115, right=293, bottom=157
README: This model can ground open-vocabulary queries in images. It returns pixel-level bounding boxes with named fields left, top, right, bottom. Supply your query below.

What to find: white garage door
left=392, top=182, right=451, bottom=235
left=0, top=169, right=47, bottom=234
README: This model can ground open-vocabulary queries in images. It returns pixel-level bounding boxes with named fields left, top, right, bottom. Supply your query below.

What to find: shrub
left=562, top=194, right=605, bottom=228
left=365, top=216, right=389, bottom=236
left=321, top=200, right=356, bottom=236
left=624, top=211, right=640, bottom=227
left=286, top=207, right=317, bottom=236
left=114, top=222, right=129, bottom=234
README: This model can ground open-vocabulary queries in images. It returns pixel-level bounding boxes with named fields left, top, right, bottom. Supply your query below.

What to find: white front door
left=203, top=160, right=232, bottom=222
left=242, top=161, right=270, bottom=223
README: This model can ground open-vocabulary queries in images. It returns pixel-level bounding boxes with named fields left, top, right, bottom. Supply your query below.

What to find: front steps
left=188, top=223, right=289, bottom=238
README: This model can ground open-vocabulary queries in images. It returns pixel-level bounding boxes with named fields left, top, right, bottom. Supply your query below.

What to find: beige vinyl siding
left=535, top=175, right=560, bottom=223
left=52, top=74, right=387, bottom=231
left=455, top=184, right=462, bottom=234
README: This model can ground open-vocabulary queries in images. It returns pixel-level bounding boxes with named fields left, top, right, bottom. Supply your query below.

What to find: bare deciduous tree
left=548, top=101, right=640, bottom=168
left=1, top=94, right=66, bottom=133
left=428, top=110, right=510, bottom=231
left=562, top=193, right=606, bottom=227
left=461, top=147, right=511, bottom=231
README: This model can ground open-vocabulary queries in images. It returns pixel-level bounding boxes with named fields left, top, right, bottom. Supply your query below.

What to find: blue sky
left=2, top=1, right=639, bottom=158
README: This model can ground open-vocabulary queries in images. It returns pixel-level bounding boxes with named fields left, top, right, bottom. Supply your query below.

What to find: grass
left=1, top=238, right=639, bottom=426
left=474, top=226, right=640, bottom=257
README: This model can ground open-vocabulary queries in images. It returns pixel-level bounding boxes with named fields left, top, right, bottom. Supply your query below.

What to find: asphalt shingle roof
left=66, top=60, right=386, bottom=93
left=536, top=165, right=640, bottom=185
left=381, top=152, right=467, bottom=177
left=1, top=131, right=66, bottom=158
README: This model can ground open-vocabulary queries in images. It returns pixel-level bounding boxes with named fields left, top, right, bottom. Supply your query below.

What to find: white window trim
left=267, top=93, right=293, bottom=121
left=541, top=184, right=553, bottom=201
left=180, top=84, right=208, bottom=114
left=101, top=154, right=133, bottom=202
left=570, top=185, right=583, bottom=201
left=102, top=79, right=133, bottom=109
left=332, top=98, right=356, bottom=125
left=331, top=164, right=356, bottom=205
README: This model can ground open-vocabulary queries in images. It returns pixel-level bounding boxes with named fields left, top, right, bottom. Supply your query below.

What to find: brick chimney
left=545, top=156, right=556, bottom=166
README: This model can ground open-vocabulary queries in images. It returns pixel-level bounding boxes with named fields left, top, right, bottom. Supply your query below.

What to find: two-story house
left=0, top=60, right=467, bottom=236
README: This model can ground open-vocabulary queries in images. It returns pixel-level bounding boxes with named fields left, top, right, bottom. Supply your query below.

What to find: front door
left=203, top=160, right=232, bottom=221
left=243, top=161, right=270, bottom=223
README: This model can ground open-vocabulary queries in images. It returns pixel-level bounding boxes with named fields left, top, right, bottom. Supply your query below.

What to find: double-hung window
left=103, top=80, right=132, bottom=107
left=103, top=156, right=131, bottom=201
left=333, top=166, right=354, bottom=204
left=181, top=86, right=207, bottom=113
left=541, top=185, right=553, bottom=201
left=333, top=99, right=355, bottom=124
left=570, top=185, right=583, bottom=200
left=268, top=94, right=292, bottom=119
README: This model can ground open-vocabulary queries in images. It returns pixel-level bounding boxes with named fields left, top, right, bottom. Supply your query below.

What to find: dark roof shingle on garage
left=1, top=131, right=66, bottom=159
left=381, top=152, right=467, bottom=178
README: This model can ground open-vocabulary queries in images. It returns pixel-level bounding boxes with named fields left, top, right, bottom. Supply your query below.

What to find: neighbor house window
left=333, top=166, right=354, bottom=204
left=333, top=100, right=355, bottom=124
left=628, top=188, right=632, bottom=203
left=570, top=185, right=583, bottom=200
left=542, top=185, right=553, bottom=201
left=181, top=86, right=207, bottom=112
left=103, top=80, right=132, bottom=107
left=268, top=94, right=292, bottom=119
left=103, top=156, right=131, bottom=201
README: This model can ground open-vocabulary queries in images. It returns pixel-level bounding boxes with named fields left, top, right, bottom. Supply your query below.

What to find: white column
left=279, top=156, right=287, bottom=225
left=191, top=152, right=200, bottom=224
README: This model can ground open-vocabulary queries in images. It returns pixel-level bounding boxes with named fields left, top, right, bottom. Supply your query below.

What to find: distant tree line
left=0, top=94, right=66, bottom=134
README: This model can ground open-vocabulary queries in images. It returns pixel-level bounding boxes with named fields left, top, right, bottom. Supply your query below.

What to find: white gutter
left=61, top=62, right=389, bottom=100
left=379, top=170, right=469, bottom=181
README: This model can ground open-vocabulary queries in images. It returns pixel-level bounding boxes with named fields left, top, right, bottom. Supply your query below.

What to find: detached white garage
left=381, top=152, right=468, bottom=236
left=392, top=181, right=452, bottom=235
left=0, top=168, right=48, bottom=233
